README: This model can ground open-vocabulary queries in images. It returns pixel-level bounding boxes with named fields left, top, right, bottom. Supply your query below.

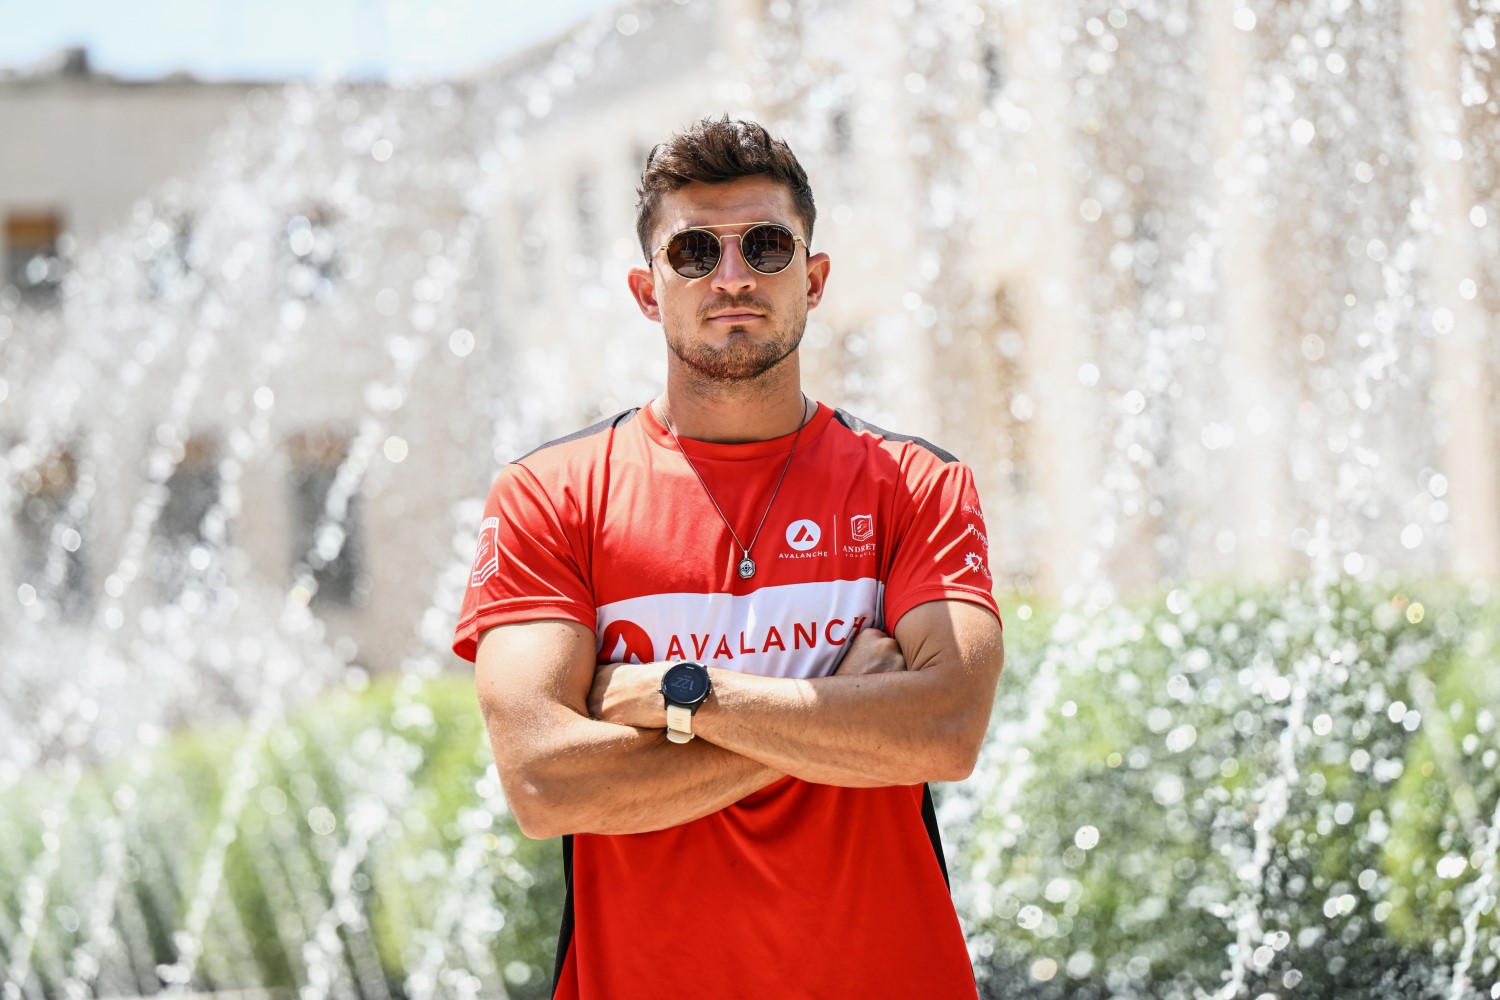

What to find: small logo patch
left=470, top=517, right=500, bottom=586
left=850, top=514, right=875, bottom=542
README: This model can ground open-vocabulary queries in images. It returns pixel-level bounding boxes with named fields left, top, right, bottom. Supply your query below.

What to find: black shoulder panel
left=832, top=408, right=959, bottom=464
left=514, top=408, right=638, bottom=464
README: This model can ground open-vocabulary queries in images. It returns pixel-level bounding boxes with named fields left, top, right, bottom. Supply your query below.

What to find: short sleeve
left=451, top=462, right=595, bottom=663
left=882, top=459, right=1002, bottom=632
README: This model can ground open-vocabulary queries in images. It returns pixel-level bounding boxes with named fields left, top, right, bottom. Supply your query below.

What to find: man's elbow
left=501, top=770, right=572, bottom=840
left=929, top=730, right=983, bottom=782
left=484, top=729, right=575, bottom=839
left=930, top=704, right=992, bottom=782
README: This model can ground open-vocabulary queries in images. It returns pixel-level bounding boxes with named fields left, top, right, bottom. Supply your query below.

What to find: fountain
left=1, top=0, right=1497, bottom=997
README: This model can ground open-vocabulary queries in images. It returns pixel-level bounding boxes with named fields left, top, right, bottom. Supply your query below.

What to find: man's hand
left=588, top=661, right=670, bottom=729
left=833, top=626, right=908, bottom=676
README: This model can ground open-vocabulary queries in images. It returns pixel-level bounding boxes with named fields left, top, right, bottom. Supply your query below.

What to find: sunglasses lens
left=742, top=225, right=797, bottom=274
left=666, top=230, right=721, bottom=278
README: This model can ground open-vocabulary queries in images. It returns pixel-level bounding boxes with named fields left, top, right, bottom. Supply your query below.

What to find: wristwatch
left=659, top=661, right=712, bottom=744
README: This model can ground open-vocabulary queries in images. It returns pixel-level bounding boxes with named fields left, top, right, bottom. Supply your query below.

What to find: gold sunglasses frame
left=652, top=221, right=808, bottom=280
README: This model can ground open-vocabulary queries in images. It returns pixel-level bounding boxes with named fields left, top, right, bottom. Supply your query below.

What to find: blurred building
left=0, top=48, right=261, bottom=302
left=2, top=0, right=1498, bottom=683
left=0, top=50, right=491, bottom=678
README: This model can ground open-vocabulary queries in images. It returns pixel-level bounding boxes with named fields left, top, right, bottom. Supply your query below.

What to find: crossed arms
left=474, top=600, right=1004, bottom=839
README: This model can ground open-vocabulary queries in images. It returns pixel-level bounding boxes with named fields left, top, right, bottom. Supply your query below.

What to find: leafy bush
left=0, top=672, right=563, bottom=1000
left=957, top=579, right=1499, bottom=1000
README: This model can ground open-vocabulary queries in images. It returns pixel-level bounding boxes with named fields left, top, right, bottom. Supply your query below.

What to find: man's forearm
left=489, top=710, right=779, bottom=838
left=691, top=666, right=983, bottom=786
left=590, top=603, right=1005, bottom=788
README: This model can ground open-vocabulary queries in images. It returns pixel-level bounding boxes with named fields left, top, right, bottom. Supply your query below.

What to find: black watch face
left=665, top=664, right=709, bottom=704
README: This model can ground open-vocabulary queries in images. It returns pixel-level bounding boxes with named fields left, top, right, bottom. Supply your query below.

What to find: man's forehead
left=656, top=178, right=798, bottom=232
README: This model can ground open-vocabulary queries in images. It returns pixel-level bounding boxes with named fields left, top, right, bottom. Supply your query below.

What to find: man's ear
left=627, top=266, right=662, bottom=322
left=805, top=251, right=831, bottom=311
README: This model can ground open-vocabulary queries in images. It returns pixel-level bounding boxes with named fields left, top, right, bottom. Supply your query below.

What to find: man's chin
left=672, top=345, right=791, bottom=383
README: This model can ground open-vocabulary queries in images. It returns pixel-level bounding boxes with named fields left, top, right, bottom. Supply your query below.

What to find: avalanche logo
left=785, top=519, right=821, bottom=551
left=470, top=517, right=500, bottom=587
left=599, top=619, right=655, bottom=664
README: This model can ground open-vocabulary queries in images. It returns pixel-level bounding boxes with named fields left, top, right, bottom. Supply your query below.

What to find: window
left=14, top=444, right=90, bottom=620
left=142, top=212, right=201, bottom=303
left=150, top=435, right=224, bottom=602
left=4, top=211, right=65, bottom=307
left=282, top=208, right=339, bottom=302
left=515, top=198, right=546, bottom=305
left=982, top=41, right=1006, bottom=99
left=830, top=107, right=854, bottom=158
left=576, top=171, right=601, bottom=250
left=288, top=429, right=366, bottom=608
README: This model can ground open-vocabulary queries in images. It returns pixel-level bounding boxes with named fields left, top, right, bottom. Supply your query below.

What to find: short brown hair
left=635, top=116, right=816, bottom=259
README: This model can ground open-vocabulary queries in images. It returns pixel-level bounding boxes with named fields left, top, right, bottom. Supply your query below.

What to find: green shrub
left=0, top=671, right=563, bottom=1000
left=957, top=580, right=1499, bottom=1000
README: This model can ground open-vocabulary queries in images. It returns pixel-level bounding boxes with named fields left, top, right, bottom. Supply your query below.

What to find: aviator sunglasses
left=653, top=222, right=807, bottom=280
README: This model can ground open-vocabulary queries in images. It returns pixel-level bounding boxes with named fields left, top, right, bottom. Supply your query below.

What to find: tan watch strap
left=665, top=703, right=695, bottom=743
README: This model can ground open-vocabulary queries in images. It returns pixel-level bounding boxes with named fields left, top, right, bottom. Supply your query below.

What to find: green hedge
left=0, top=579, right=1495, bottom=999
left=0, top=673, right=563, bottom=1000
left=960, top=579, right=1499, bottom=999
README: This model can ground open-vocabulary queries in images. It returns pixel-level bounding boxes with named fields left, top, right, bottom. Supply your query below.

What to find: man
left=452, top=117, right=1005, bottom=998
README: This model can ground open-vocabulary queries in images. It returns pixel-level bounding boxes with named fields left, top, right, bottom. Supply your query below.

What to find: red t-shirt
left=453, top=401, right=1000, bottom=999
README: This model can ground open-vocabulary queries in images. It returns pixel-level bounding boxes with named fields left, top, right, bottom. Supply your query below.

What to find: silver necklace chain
left=657, top=394, right=811, bottom=580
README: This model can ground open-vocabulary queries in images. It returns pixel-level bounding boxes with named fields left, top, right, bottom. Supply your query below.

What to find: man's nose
left=710, top=234, right=758, bottom=293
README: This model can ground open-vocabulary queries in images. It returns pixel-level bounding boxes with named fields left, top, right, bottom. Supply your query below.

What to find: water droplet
left=1030, top=957, right=1058, bottom=981
left=307, top=805, right=337, bottom=835
left=1435, top=854, right=1468, bottom=878
left=1233, top=7, right=1257, bottom=31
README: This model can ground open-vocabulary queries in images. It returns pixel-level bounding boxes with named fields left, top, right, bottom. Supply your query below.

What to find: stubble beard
left=665, top=305, right=806, bottom=387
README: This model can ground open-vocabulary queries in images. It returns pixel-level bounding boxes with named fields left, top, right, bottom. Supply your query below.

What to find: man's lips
left=706, top=311, right=764, bottom=322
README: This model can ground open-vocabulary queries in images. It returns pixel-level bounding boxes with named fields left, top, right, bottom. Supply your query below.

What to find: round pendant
left=737, top=557, right=756, bottom=579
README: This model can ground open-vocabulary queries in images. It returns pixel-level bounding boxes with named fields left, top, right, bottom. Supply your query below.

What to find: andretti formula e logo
left=785, top=519, right=822, bottom=551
